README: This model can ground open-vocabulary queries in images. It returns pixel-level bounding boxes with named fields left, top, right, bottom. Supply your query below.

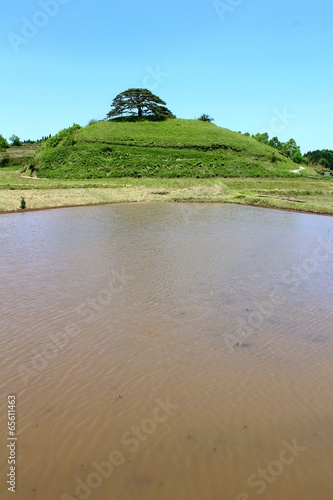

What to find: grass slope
left=0, top=173, right=332, bottom=214
left=29, top=119, right=313, bottom=179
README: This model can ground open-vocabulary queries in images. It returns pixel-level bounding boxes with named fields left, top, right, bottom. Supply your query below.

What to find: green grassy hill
left=29, top=119, right=311, bottom=179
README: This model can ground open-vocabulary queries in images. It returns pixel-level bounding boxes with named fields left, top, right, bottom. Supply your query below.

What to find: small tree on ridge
left=9, top=134, right=21, bottom=147
left=197, top=114, right=214, bottom=123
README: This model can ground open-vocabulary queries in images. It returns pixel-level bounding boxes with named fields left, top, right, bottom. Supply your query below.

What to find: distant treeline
left=248, top=132, right=303, bottom=164
left=21, top=136, right=52, bottom=144
left=304, top=150, right=333, bottom=170
left=0, top=133, right=51, bottom=150
left=248, top=132, right=332, bottom=170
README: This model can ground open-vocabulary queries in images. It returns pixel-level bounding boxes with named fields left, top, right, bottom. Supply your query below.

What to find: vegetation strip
left=0, top=178, right=332, bottom=215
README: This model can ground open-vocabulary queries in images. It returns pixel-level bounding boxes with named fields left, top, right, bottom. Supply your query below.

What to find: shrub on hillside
left=0, top=134, right=9, bottom=150
left=197, top=114, right=214, bottom=123
left=0, top=153, right=10, bottom=167
left=45, top=124, right=82, bottom=149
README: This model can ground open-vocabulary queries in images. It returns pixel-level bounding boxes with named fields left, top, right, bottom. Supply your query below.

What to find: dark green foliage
left=281, top=139, right=302, bottom=162
left=7, top=155, right=31, bottom=167
left=9, top=134, right=21, bottom=147
left=253, top=133, right=304, bottom=164
left=107, top=88, right=175, bottom=119
left=36, top=134, right=52, bottom=142
left=0, top=153, right=10, bottom=167
left=110, top=115, right=172, bottom=123
left=0, top=134, right=9, bottom=150
left=318, top=158, right=329, bottom=168
left=197, top=114, right=214, bottom=123
left=252, top=132, right=269, bottom=145
left=269, top=136, right=283, bottom=150
left=305, top=150, right=333, bottom=170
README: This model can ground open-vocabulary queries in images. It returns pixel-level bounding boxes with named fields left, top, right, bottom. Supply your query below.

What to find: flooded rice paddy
left=0, top=202, right=333, bottom=500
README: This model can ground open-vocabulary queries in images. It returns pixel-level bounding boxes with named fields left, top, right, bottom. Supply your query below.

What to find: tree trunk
left=138, top=106, right=142, bottom=118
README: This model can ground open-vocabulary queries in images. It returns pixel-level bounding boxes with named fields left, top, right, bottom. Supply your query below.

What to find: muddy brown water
left=0, top=202, right=333, bottom=500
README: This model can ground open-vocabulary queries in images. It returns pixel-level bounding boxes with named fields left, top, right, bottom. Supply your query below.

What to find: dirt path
left=290, top=166, right=306, bottom=174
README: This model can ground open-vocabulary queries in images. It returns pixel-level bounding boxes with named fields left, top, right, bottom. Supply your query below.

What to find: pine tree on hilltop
left=107, top=88, right=175, bottom=120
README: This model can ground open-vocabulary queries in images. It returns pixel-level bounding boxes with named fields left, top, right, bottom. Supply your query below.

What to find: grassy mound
left=30, top=119, right=309, bottom=179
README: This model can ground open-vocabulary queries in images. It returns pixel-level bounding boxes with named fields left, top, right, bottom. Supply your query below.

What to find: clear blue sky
left=1, top=0, right=332, bottom=152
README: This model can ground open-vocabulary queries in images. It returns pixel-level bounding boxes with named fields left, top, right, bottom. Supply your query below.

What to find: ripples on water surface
left=0, top=203, right=333, bottom=500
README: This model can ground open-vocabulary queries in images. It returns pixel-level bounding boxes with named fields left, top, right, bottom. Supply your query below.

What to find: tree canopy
left=9, top=134, right=21, bottom=146
left=252, top=132, right=304, bottom=163
left=197, top=114, right=214, bottom=123
left=305, top=149, right=333, bottom=170
left=0, top=134, right=9, bottom=150
left=107, top=88, right=175, bottom=120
